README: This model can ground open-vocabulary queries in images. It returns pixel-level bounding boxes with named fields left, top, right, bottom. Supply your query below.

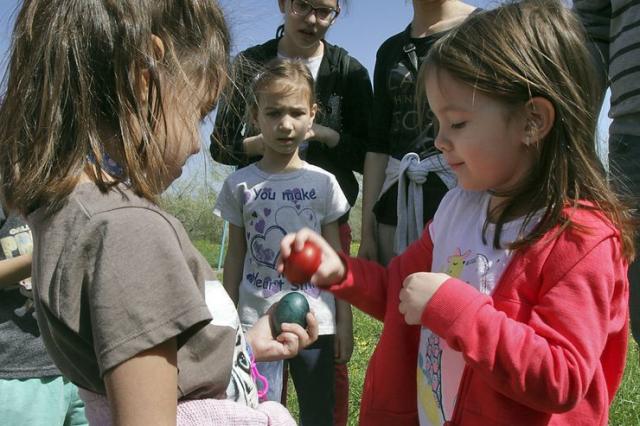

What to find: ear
left=278, top=0, right=287, bottom=13
left=523, top=97, right=555, bottom=146
left=137, top=35, right=166, bottom=104
left=250, top=105, right=259, bottom=127
left=309, top=103, right=318, bottom=128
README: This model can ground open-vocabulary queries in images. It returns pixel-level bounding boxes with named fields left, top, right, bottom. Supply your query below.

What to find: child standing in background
left=0, top=1, right=317, bottom=424
left=215, top=58, right=352, bottom=426
left=279, top=1, right=634, bottom=424
left=211, top=3, right=367, bottom=419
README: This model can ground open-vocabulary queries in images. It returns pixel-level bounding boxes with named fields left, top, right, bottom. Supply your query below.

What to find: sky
left=0, top=0, right=610, bottom=185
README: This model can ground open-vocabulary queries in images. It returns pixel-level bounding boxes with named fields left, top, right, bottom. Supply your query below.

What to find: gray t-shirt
left=27, top=184, right=240, bottom=399
left=0, top=206, right=59, bottom=379
left=214, top=162, right=350, bottom=334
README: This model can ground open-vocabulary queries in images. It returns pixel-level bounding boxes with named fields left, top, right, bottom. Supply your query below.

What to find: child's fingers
left=304, top=312, right=319, bottom=344
left=276, top=331, right=300, bottom=358
left=279, top=233, right=296, bottom=259
left=278, top=228, right=319, bottom=259
left=292, top=227, right=318, bottom=251
left=279, top=312, right=319, bottom=348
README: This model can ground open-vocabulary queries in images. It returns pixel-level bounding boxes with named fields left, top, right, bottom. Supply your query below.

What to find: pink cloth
left=78, top=389, right=295, bottom=426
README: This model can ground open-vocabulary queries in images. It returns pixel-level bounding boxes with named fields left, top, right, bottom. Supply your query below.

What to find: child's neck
left=257, top=150, right=304, bottom=174
left=411, top=0, right=475, bottom=37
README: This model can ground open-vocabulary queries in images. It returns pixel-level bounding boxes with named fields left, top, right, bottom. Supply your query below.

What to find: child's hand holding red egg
left=283, top=241, right=322, bottom=284
left=278, top=228, right=346, bottom=287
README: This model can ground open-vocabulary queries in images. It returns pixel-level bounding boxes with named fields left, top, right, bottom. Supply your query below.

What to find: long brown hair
left=417, top=0, right=636, bottom=259
left=0, top=0, right=230, bottom=215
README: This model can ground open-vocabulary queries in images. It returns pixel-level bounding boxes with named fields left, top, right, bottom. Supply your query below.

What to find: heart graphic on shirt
left=275, top=206, right=318, bottom=230
left=250, top=225, right=287, bottom=269
left=263, top=208, right=272, bottom=217
left=255, top=219, right=266, bottom=233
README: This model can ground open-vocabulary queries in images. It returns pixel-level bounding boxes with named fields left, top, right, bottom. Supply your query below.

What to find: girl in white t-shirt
left=215, top=57, right=351, bottom=425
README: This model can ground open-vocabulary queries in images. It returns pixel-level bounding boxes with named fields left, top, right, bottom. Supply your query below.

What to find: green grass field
left=194, top=239, right=640, bottom=425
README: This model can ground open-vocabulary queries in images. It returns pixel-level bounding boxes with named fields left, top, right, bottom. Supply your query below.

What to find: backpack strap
left=402, top=42, right=419, bottom=76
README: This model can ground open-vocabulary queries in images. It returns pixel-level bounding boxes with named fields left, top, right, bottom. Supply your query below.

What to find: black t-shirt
left=370, top=26, right=450, bottom=225
left=0, top=206, right=59, bottom=379
left=369, top=26, right=443, bottom=159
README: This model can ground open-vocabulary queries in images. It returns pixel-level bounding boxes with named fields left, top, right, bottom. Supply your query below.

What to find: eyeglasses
left=290, top=0, right=340, bottom=23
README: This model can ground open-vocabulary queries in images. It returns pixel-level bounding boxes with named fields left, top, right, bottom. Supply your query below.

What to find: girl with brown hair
left=277, top=0, right=635, bottom=424
left=0, top=1, right=317, bottom=424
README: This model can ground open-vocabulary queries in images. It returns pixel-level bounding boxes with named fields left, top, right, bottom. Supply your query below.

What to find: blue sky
left=0, top=0, right=609, bottom=182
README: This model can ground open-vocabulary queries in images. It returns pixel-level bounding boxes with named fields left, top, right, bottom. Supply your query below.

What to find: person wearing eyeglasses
left=210, top=1, right=372, bottom=425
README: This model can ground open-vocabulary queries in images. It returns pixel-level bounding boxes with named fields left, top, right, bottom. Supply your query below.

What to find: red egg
left=284, top=241, right=322, bottom=284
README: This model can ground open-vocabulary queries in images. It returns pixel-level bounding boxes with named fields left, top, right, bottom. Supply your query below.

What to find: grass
left=284, top=308, right=382, bottom=425
left=611, top=340, right=640, bottom=425
left=195, top=239, right=640, bottom=425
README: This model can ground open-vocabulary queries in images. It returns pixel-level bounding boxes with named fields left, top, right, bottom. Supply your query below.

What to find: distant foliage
left=160, top=176, right=224, bottom=243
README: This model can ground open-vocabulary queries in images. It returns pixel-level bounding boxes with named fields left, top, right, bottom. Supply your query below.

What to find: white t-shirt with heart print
left=214, top=162, right=349, bottom=335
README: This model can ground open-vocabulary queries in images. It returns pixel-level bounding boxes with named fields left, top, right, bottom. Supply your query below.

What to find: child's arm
left=321, top=221, right=354, bottom=364
left=222, top=224, right=246, bottom=305
left=358, top=152, right=388, bottom=261
left=415, top=236, right=627, bottom=412
left=0, top=253, right=32, bottom=289
left=104, top=338, right=178, bottom=425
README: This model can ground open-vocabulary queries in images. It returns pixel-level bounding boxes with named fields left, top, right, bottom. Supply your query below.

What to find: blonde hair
left=0, top=0, right=230, bottom=214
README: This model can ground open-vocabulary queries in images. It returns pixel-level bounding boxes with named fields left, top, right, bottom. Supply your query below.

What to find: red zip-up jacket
left=330, top=206, right=628, bottom=425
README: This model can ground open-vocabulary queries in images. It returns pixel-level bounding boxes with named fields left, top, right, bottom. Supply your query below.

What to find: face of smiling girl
left=426, top=69, right=537, bottom=194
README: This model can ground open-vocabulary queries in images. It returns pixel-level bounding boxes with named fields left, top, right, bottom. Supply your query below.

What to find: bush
left=160, top=175, right=224, bottom=244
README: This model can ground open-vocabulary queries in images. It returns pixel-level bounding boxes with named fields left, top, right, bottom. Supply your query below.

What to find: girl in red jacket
left=278, top=0, right=636, bottom=425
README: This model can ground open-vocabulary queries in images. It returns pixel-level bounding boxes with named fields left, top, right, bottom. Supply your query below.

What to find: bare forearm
left=361, top=152, right=388, bottom=233
left=311, top=124, right=340, bottom=148
left=335, top=298, right=353, bottom=328
left=242, top=135, right=264, bottom=157
left=222, top=257, right=242, bottom=306
left=0, top=253, right=32, bottom=288
left=105, top=338, right=178, bottom=426
left=222, top=224, right=246, bottom=306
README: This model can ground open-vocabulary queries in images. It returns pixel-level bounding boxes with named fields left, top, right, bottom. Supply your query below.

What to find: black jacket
left=210, top=35, right=373, bottom=208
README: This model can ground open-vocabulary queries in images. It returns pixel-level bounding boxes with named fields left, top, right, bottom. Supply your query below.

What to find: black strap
left=403, top=42, right=419, bottom=76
